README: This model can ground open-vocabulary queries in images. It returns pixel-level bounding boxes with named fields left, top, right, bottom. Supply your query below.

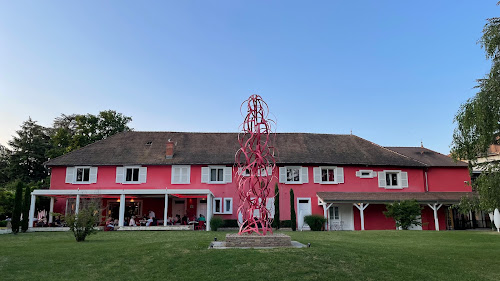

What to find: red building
left=29, top=132, right=471, bottom=231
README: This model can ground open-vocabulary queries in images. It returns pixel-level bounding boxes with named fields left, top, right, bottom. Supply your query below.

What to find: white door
left=171, top=199, right=185, bottom=218
left=328, top=204, right=354, bottom=231
left=198, top=199, right=207, bottom=218
left=297, top=198, right=312, bottom=230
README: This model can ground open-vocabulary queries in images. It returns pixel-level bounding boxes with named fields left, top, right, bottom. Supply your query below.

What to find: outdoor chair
left=195, top=221, right=205, bottom=230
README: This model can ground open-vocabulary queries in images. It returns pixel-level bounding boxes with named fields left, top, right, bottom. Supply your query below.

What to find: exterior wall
left=49, top=164, right=470, bottom=229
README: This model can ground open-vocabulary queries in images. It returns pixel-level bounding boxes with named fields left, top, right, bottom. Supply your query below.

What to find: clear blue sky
left=0, top=1, right=497, bottom=154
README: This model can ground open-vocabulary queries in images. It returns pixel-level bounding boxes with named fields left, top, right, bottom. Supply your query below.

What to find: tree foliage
left=304, top=215, right=326, bottom=231
left=384, top=200, right=422, bottom=230
left=272, top=183, right=280, bottom=229
left=451, top=13, right=500, bottom=211
left=290, top=189, right=296, bottom=231
left=21, top=185, right=31, bottom=232
left=62, top=199, right=102, bottom=242
left=11, top=181, right=24, bottom=234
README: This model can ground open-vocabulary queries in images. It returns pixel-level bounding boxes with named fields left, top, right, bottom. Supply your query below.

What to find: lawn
left=1, top=230, right=499, bottom=281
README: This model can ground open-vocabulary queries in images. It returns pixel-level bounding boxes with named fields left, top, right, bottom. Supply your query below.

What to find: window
left=210, top=167, right=224, bottom=182
left=313, top=166, right=344, bottom=184
left=213, top=197, right=232, bottom=214
left=279, top=166, right=308, bottom=184
left=378, top=170, right=408, bottom=189
left=329, top=206, right=340, bottom=220
left=214, top=199, right=222, bottom=213
left=126, top=168, right=140, bottom=182
left=172, top=165, right=190, bottom=184
left=356, top=170, right=375, bottom=178
left=201, top=166, right=232, bottom=184
left=116, top=166, right=147, bottom=184
left=76, top=167, right=90, bottom=182
left=224, top=198, right=233, bottom=214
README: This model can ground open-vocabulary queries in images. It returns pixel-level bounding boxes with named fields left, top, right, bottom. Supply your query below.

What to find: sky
left=0, top=1, right=497, bottom=154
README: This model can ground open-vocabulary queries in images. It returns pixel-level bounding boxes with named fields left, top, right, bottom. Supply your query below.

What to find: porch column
left=163, top=194, right=169, bottom=226
left=428, top=203, right=442, bottom=231
left=28, top=194, right=36, bottom=228
left=354, top=203, right=369, bottom=230
left=49, top=197, right=54, bottom=224
left=118, top=194, right=125, bottom=227
left=322, top=203, right=333, bottom=231
left=206, top=194, right=212, bottom=231
left=75, top=194, right=81, bottom=214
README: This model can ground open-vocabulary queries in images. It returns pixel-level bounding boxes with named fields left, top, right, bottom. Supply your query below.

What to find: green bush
left=384, top=200, right=422, bottom=230
left=290, top=189, right=296, bottom=231
left=21, top=185, right=31, bottom=232
left=280, top=220, right=292, bottom=228
left=304, top=215, right=326, bottom=231
left=0, top=220, right=7, bottom=227
left=272, top=183, right=280, bottom=229
left=63, top=199, right=101, bottom=242
left=11, top=181, right=23, bottom=234
left=210, top=216, right=224, bottom=231
left=222, top=219, right=238, bottom=228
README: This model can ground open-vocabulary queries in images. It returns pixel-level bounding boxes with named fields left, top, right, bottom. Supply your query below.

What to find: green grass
left=1, top=230, right=499, bottom=281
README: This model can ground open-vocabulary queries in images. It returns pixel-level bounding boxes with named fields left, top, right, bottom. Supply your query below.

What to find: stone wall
left=225, top=233, right=292, bottom=248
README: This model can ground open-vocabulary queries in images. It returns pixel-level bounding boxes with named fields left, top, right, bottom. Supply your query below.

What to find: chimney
left=166, top=140, right=174, bottom=159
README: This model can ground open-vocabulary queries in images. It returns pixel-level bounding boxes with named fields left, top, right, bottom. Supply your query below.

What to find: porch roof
left=31, top=189, right=214, bottom=197
left=316, top=191, right=472, bottom=204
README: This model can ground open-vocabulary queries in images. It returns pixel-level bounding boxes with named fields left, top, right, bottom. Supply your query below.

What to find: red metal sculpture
left=236, top=95, right=276, bottom=235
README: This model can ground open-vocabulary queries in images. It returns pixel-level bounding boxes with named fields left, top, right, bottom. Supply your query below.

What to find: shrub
left=272, top=183, right=280, bottom=229
left=280, top=220, right=292, bottom=228
left=384, top=200, right=422, bottom=230
left=0, top=220, right=7, bottom=227
left=304, top=215, right=327, bottom=231
left=11, top=181, right=23, bottom=234
left=21, top=185, right=31, bottom=232
left=63, top=199, right=101, bottom=242
left=210, top=216, right=224, bottom=231
left=222, top=219, right=238, bottom=228
left=290, top=189, right=296, bottom=231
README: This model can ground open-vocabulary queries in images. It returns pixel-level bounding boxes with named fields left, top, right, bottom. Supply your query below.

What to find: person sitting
left=181, top=214, right=188, bottom=225
left=54, top=216, right=62, bottom=227
left=197, top=214, right=206, bottom=222
left=167, top=216, right=173, bottom=225
left=174, top=214, right=181, bottom=225
left=129, top=216, right=136, bottom=226
left=105, top=218, right=115, bottom=231
left=146, top=216, right=154, bottom=226
left=124, top=217, right=129, bottom=226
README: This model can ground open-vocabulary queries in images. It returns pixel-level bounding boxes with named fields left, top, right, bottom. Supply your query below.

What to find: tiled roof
left=45, top=131, right=447, bottom=167
left=317, top=192, right=471, bottom=203
left=385, top=147, right=468, bottom=167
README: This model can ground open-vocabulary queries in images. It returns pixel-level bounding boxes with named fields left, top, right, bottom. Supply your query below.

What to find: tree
left=8, top=118, right=51, bottom=184
left=290, top=189, right=296, bottom=231
left=21, top=185, right=31, bottom=232
left=0, top=144, right=11, bottom=185
left=384, top=200, right=422, bottom=230
left=451, top=11, right=500, bottom=212
left=62, top=198, right=102, bottom=242
left=11, top=181, right=23, bottom=234
left=272, top=183, right=280, bottom=229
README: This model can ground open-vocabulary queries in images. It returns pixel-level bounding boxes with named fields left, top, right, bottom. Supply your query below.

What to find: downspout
left=424, top=168, right=429, bottom=192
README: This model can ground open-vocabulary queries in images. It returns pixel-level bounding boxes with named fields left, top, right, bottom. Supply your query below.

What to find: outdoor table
left=188, top=221, right=198, bottom=230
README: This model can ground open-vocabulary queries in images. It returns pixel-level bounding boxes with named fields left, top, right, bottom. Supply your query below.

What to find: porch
left=28, top=189, right=214, bottom=231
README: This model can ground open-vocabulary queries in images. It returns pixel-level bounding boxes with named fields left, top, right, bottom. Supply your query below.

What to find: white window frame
left=356, top=170, right=376, bottom=179
left=378, top=170, right=408, bottom=189
left=329, top=206, right=340, bottom=221
left=74, top=166, right=91, bottom=184
left=223, top=198, right=233, bottom=214
left=209, top=166, right=226, bottom=184
left=123, top=166, right=141, bottom=184
left=319, top=166, right=337, bottom=184
left=171, top=165, right=191, bottom=184
left=213, top=197, right=223, bottom=214
left=285, top=166, right=302, bottom=184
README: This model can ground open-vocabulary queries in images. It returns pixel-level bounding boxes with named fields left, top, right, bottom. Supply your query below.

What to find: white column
left=28, top=194, right=36, bottom=228
left=75, top=194, right=81, bottom=214
left=49, top=197, right=54, bottom=224
left=119, top=194, right=125, bottom=227
left=206, top=194, right=212, bottom=231
left=428, top=203, right=442, bottom=231
left=163, top=194, right=169, bottom=226
left=354, top=203, right=369, bottom=231
left=323, top=205, right=328, bottom=231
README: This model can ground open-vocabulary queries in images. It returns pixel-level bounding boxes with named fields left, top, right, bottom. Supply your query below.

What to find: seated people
left=197, top=214, right=206, bottom=222
left=105, top=218, right=115, bottom=231
left=181, top=214, right=188, bottom=225
left=129, top=216, right=136, bottom=226
left=146, top=216, right=154, bottom=226
left=174, top=214, right=181, bottom=225
left=53, top=216, right=62, bottom=227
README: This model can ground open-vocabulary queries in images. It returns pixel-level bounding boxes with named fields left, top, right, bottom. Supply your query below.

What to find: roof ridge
left=353, top=135, right=428, bottom=167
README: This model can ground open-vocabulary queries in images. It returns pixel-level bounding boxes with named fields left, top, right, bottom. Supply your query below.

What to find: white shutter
left=266, top=197, right=275, bottom=218
left=301, top=167, right=309, bottom=183
left=89, top=167, right=98, bottom=183
left=313, top=167, right=321, bottom=183
left=401, top=172, right=408, bottom=188
left=237, top=167, right=244, bottom=176
left=378, top=171, right=386, bottom=188
left=224, top=167, right=232, bottom=183
left=116, top=167, right=124, bottom=183
left=139, top=167, right=147, bottom=183
left=65, top=167, right=75, bottom=183
left=201, top=167, right=209, bottom=183
left=279, top=167, right=286, bottom=183
left=355, top=171, right=361, bottom=177
left=336, top=167, right=344, bottom=184
left=172, top=166, right=180, bottom=184
left=267, top=166, right=272, bottom=177
left=183, top=166, right=190, bottom=184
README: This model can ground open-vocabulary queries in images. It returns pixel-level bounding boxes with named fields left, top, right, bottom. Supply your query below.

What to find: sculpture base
left=225, top=233, right=292, bottom=248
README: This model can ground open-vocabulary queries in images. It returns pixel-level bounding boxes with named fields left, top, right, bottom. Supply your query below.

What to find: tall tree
left=0, top=144, right=11, bottom=185
left=290, top=189, right=296, bottom=231
left=21, top=185, right=31, bottom=232
left=11, top=181, right=23, bottom=234
left=8, top=118, right=51, bottom=184
left=273, top=183, right=280, bottom=229
left=451, top=12, right=500, bottom=211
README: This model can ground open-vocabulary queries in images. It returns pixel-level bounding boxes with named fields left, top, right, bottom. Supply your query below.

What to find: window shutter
left=89, top=167, right=98, bottom=183
left=313, top=167, right=321, bottom=183
left=65, top=167, right=75, bottom=183
left=237, top=167, right=244, bottom=176
left=224, top=167, right=232, bottom=183
left=139, top=167, right=147, bottom=183
left=279, top=167, right=286, bottom=183
left=201, top=167, right=209, bottom=183
left=116, top=167, right=124, bottom=183
left=301, top=167, right=309, bottom=183
left=172, top=167, right=180, bottom=184
left=266, top=197, right=275, bottom=218
left=183, top=166, right=190, bottom=184
left=336, top=167, right=344, bottom=183
left=401, top=172, right=408, bottom=188
left=378, top=171, right=386, bottom=188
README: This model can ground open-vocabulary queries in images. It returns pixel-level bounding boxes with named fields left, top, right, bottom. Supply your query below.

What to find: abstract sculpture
left=236, top=95, right=276, bottom=235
